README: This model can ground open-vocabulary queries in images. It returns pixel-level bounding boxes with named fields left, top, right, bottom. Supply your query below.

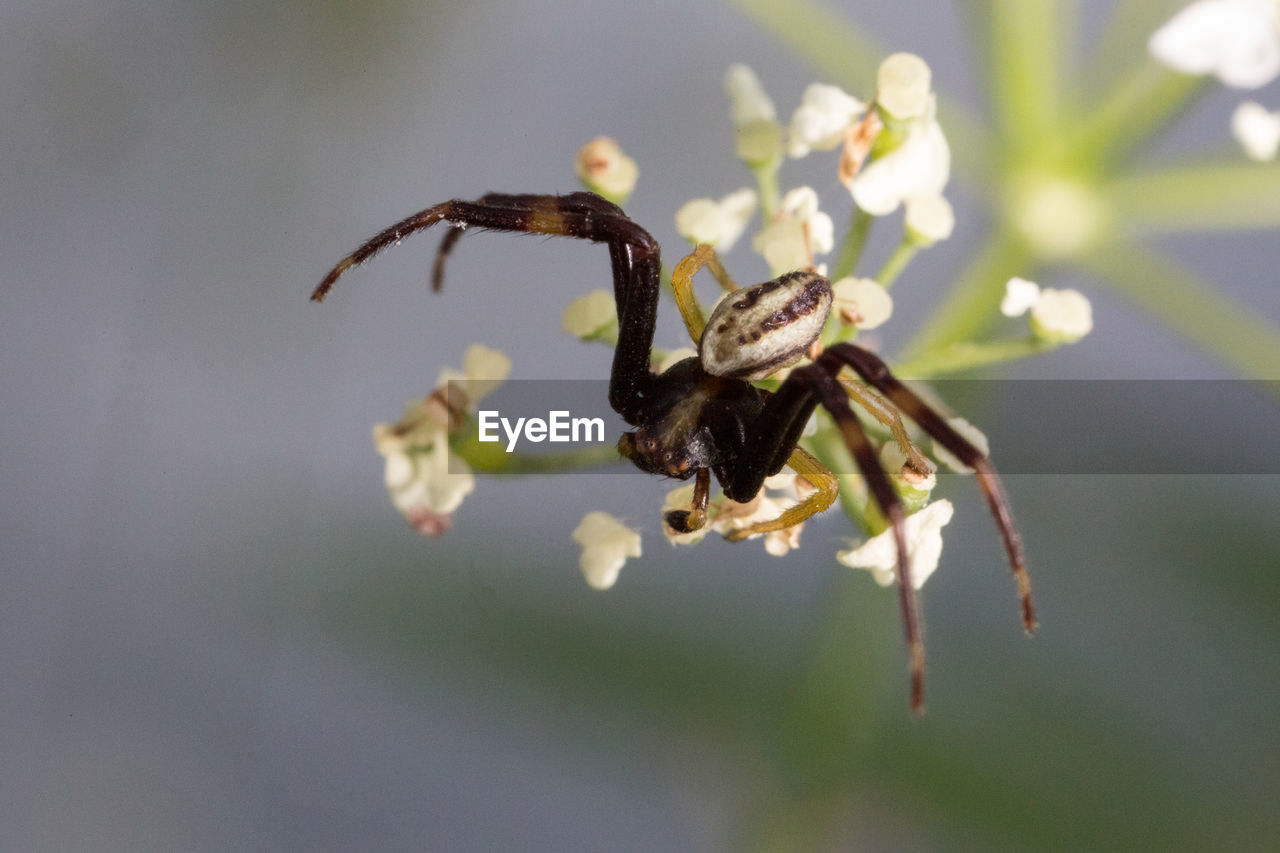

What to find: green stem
left=454, top=435, right=622, bottom=474
left=1066, top=61, right=1205, bottom=167
left=984, top=0, right=1068, bottom=159
left=1107, top=161, right=1280, bottom=232
left=875, top=239, right=918, bottom=290
left=899, top=229, right=1032, bottom=361
left=833, top=209, right=873, bottom=281
left=755, top=164, right=781, bottom=222
left=893, top=338, right=1056, bottom=378
left=1083, top=243, right=1280, bottom=381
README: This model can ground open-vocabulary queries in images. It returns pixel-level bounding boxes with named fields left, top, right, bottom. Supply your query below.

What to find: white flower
left=930, top=418, right=990, bottom=474
left=726, top=64, right=784, bottom=168
left=850, top=96, right=950, bottom=216
left=436, top=344, right=512, bottom=408
left=1232, top=101, right=1280, bottom=160
left=726, top=63, right=776, bottom=125
left=787, top=83, right=867, bottom=158
left=837, top=499, right=955, bottom=590
left=832, top=277, right=893, bottom=330
left=562, top=289, right=617, bottom=340
left=753, top=186, right=835, bottom=275
left=574, top=137, right=638, bottom=204
left=877, top=52, right=933, bottom=120
left=903, top=194, right=955, bottom=245
left=674, top=189, right=758, bottom=252
left=572, top=511, right=642, bottom=590
left=377, top=422, right=475, bottom=532
left=374, top=344, right=511, bottom=535
left=1030, top=288, right=1094, bottom=343
left=1149, top=0, right=1280, bottom=88
left=1001, top=277, right=1042, bottom=317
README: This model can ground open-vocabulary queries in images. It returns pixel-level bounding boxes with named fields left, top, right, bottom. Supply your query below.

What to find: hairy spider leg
left=310, top=193, right=663, bottom=422
left=822, top=343, right=1037, bottom=635
left=839, top=378, right=934, bottom=475
left=749, top=360, right=926, bottom=713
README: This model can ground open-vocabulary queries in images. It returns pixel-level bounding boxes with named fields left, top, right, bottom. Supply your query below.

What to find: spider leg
left=723, top=364, right=925, bottom=712
left=310, top=192, right=664, bottom=422
left=822, top=343, right=1037, bottom=635
left=670, top=244, right=739, bottom=345
left=839, top=378, right=933, bottom=476
left=722, top=446, right=838, bottom=538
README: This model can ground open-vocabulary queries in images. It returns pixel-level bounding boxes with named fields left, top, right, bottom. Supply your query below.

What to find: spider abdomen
left=699, top=271, right=832, bottom=380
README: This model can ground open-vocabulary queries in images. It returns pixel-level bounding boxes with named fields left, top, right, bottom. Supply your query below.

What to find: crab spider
left=312, top=191, right=1035, bottom=712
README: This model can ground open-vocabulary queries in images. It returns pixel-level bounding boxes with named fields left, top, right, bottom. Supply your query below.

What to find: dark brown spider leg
left=664, top=468, right=711, bottom=534
left=310, top=193, right=663, bottom=422
left=731, top=367, right=925, bottom=712
left=822, top=343, right=1037, bottom=635
left=431, top=225, right=465, bottom=292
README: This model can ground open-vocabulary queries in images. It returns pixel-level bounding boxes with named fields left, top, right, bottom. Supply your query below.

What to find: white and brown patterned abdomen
left=699, top=271, right=833, bottom=380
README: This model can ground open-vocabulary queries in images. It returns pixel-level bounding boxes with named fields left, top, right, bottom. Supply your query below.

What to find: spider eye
left=700, top=271, right=832, bottom=380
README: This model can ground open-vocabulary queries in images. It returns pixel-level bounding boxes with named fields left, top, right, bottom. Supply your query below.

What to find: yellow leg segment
left=724, top=447, right=839, bottom=540
left=670, top=244, right=738, bottom=345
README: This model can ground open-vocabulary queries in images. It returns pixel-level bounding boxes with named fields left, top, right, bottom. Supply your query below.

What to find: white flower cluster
left=1001, top=277, right=1094, bottom=344
left=1150, top=0, right=1280, bottom=159
left=373, top=344, right=511, bottom=536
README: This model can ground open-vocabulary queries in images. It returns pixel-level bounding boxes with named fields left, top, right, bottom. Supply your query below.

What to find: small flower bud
left=562, top=289, right=618, bottom=341
left=1030, top=288, right=1094, bottom=343
left=787, top=83, right=866, bottom=158
left=877, top=53, right=933, bottom=120
left=726, top=64, right=784, bottom=168
left=1001, top=277, right=1042, bottom=317
left=572, top=511, right=642, bottom=590
left=674, top=189, right=758, bottom=251
left=832, top=277, right=893, bottom=330
left=725, top=63, right=776, bottom=125
left=575, top=137, right=638, bottom=205
left=903, top=194, right=955, bottom=245
left=1231, top=100, right=1280, bottom=160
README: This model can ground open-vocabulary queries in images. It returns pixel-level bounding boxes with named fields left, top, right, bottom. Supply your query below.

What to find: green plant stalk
left=894, top=337, right=1056, bottom=378
left=875, top=238, right=918, bottom=290
left=899, top=229, right=1032, bottom=361
left=1083, top=244, right=1280, bottom=382
left=832, top=208, right=873, bottom=281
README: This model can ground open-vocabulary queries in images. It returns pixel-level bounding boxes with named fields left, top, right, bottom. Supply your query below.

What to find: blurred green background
left=3, top=0, right=1278, bottom=849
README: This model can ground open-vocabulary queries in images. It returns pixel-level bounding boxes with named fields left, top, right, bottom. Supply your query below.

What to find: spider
left=312, top=190, right=1036, bottom=712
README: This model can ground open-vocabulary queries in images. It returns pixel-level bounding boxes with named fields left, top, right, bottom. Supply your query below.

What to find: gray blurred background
left=3, top=0, right=1278, bottom=849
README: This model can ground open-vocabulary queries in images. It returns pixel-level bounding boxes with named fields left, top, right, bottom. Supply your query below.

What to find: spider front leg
left=309, top=191, right=665, bottom=422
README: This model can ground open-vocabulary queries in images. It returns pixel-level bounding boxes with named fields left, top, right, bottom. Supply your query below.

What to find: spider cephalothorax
left=313, top=191, right=1035, bottom=712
